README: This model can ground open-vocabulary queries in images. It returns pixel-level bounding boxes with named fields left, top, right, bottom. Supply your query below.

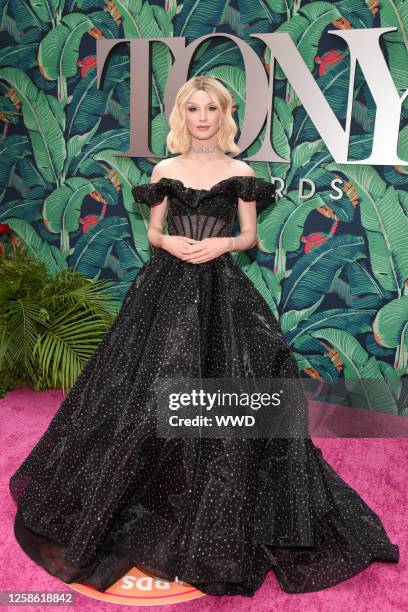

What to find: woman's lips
left=197, top=126, right=209, bottom=130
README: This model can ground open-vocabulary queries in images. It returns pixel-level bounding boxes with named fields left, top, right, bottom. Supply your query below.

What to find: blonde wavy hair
left=166, top=76, right=240, bottom=155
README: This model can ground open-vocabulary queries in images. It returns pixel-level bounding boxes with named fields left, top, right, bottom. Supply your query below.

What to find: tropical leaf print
left=0, top=0, right=406, bottom=411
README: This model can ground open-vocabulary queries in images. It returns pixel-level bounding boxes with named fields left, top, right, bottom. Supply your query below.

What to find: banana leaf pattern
left=0, top=0, right=407, bottom=411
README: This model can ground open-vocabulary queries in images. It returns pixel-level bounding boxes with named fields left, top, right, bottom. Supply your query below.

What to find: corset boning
left=167, top=214, right=232, bottom=240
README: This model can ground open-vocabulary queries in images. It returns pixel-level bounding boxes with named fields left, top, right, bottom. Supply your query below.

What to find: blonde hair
left=166, top=76, right=240, bottom=155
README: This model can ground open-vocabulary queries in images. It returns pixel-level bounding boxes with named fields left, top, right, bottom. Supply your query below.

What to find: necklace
left=189, top=145, right=219, bottom=153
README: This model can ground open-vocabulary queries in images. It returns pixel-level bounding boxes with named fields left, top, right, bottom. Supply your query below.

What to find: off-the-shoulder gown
left=9, top=175, right=399, bottom=596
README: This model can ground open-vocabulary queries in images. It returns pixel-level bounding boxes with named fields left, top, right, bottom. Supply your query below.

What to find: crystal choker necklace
left=189, top=145, right=219, bottom=153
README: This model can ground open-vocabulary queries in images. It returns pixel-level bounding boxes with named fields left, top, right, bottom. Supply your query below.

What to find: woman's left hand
left=182, top=237, right=231, bottom=264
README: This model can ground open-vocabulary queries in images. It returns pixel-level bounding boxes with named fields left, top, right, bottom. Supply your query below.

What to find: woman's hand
left=160, top=235, right=201, bottom=259
left=160, top=235, right=232, bottom=263
left=180, top=237, right=232, bottom=264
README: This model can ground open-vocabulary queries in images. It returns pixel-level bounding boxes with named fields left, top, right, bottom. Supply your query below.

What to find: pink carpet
left=1, top=387, right=406, bottom=612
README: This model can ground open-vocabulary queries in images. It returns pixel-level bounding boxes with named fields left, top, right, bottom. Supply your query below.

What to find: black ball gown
left=9, top=175, right=399, bottom=596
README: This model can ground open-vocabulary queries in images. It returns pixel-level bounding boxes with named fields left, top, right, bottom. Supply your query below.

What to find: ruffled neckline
left=156, top=174, right=268, bottom=195
left=132, top=174, right=276, bottom=212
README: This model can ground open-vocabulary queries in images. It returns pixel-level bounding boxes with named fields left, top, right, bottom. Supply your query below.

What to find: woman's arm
left=146, top=165, right=168, bottom=249
left=226, top=165, right=257, bottom=252
left=230, top=198, right=257, bottom=252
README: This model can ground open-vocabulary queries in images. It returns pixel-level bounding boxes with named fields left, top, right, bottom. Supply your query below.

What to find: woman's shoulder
left=231, top=163, right=276, bottom=214
left=131, top=159, right=179, bottom=205
left=150, top=158, right=178, bottom=182
left=230, top=160, right=255, bottom=178
left=152, top=156, right=254, bottom=178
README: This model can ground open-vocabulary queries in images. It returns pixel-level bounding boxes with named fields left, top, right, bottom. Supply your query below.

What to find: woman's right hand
left=160, top=235, right=200, bottom=260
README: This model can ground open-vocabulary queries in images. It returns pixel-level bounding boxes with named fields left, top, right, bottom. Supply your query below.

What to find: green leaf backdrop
left=0, top=0, right=407, bottom=412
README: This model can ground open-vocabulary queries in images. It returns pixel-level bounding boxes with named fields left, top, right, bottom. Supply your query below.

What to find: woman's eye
left=187, top=107, right=217, bottom=112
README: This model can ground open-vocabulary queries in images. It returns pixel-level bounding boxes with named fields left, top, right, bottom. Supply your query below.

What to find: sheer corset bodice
left=167, top=213, right=233, bottom=239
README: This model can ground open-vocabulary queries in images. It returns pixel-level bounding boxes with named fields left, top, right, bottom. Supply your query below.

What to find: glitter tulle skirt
left=9, top=248, right=399, bottom=596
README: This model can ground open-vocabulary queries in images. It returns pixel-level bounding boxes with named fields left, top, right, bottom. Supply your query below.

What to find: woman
left=9, top=76, right=399, bottom=597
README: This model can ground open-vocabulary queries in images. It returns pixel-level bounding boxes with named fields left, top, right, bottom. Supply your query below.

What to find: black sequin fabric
left=9, top=176, right=399, bottom=596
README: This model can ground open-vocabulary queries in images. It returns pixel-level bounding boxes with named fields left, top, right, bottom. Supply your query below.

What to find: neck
left=184, top=134, right=222, bottom=158
left=184, top=142, right=223, bottom=160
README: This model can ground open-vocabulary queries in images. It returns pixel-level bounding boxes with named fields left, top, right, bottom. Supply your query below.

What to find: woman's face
left=184, top=90, right=221, bottom=143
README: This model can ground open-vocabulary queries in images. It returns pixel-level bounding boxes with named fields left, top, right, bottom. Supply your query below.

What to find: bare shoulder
left=150, top=158, right=177, bottom=182
left=231, top=160, right=255, bottom=177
